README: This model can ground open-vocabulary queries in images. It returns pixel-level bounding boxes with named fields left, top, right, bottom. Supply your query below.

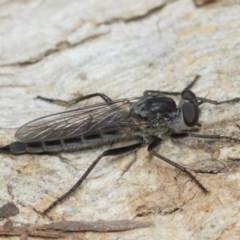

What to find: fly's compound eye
left=182, top=100, right=199, bottom=126
left=181, top=89, right=198, bottom=102
left=181, top=89, right=199, bottom=126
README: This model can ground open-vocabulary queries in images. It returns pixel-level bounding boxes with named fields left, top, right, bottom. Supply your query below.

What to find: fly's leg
left=36, top=93, right=114, bottom=107
left=144, top=75, right=200, bottom=97
left=198, top=96, right=240, bottom=105
left=144, top=75, right=240, bottom=106
left=183, top=75, right=200, bottom=90
left=185, top=132, right=240, bottom=143
left=148, top=137, right=208, bottom=193
left=42, top=140, right=144, bottom=215
left=144, top=90, right=180, bottom=97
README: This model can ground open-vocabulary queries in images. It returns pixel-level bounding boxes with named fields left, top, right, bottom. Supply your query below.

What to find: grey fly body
left=1, top=75, right=240, bottom=215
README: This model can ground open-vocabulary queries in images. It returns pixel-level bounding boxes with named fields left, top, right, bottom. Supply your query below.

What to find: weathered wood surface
left=1, top=0, right=240, bottom=239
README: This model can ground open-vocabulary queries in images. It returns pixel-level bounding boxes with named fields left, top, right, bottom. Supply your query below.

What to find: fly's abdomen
left=0, top=142, right=27, bottom=154
left=0, top=132, right=134, bottom=154
left=0, top=141, right=54, bottom=154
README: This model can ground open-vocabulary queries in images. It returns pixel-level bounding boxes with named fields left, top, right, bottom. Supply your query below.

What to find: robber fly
left=1, top=75, right=240, bottom=215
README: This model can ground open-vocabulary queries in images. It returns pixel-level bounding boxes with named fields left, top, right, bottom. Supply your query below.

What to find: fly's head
left=169, top=90, right=200, bottom=133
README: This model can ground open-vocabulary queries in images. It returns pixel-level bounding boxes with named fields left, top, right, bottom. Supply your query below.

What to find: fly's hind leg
left=36, top=93, right=114, bottom=107
left=42, top=140, right=144, bottom=215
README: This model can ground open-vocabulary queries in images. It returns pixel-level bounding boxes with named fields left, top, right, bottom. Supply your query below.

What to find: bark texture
left=0, top=0, right=240, bottom=239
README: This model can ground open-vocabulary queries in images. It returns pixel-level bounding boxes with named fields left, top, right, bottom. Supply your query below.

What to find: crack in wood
left=101, top=2, right=167, bottom=25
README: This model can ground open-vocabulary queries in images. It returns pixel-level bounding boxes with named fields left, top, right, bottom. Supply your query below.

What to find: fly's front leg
left=42, top=140, right=144, bottom=215
left=185, top=132, right=240, bottom=143
left=36, top=93, right=114, bottom=107
left=198, top=96, right=240, bottom=105
left=148, top=137, right=208, bottom=193
left=144, top=74, right=240, bottom=106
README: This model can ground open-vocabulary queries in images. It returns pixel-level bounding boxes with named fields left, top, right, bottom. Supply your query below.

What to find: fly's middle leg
left=36, top=93, right=114, bottom=107
left=144, top=75, right=200, bottom=97
left=42, top=140, right=144, bottom=215
left=148, top=137, right=208, bottom=193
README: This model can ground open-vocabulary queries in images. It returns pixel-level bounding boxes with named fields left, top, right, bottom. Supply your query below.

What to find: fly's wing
left=15, top=98, right=148, bottom=142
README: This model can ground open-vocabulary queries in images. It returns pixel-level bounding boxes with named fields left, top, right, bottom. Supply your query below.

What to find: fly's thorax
left=131, top=95, right=178, bottom=128
left=168, top=90, right=200, bottom=133
left=131, top=96, right=177, bottom=118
